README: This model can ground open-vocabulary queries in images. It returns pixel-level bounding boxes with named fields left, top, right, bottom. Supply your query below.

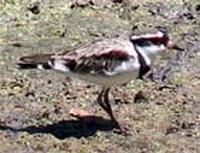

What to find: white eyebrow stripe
left=131, top=31, right=164, bottom=40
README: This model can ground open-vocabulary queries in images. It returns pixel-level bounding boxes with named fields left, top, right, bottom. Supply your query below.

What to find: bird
left=17, top=29, right=183, bottom=134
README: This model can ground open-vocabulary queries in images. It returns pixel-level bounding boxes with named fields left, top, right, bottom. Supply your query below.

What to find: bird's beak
left=167, top=40, right=184, bottom=51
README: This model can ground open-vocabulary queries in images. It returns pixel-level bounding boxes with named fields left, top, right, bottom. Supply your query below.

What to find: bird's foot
left=69, top=108, right=131, bottom=135
left=112, top=121, right=131, bottom=136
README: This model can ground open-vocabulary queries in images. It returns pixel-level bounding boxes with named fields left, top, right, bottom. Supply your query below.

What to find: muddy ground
left=0, top=0, right=200, bottom=153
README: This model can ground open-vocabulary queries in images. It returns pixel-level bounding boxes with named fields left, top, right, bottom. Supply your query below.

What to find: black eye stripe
left=131, top=36, right=169, bottom=47
left=134, top=40, right=152, bottom=46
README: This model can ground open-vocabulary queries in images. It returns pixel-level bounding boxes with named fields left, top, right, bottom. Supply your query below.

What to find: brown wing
left=73, top=49, right=133, bottom=75
left=52, top=37, right=136, bottom=74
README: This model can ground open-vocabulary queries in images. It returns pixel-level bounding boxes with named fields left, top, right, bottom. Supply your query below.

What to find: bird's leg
left=97, top=88, right=109, bottom=114
left=97, top=88, right=129, bottom=135
left=97, top=88, right=122, bottom=131
left=89, top=88, right=104, bottom=114
left=102, top=88, right=118, bottom=125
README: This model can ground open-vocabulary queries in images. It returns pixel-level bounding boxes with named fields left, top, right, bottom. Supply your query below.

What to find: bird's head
left=130, top=30, right=184, bottom=55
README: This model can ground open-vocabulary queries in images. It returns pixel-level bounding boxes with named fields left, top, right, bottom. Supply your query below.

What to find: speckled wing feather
left=74, top=49, right=131, bottom=74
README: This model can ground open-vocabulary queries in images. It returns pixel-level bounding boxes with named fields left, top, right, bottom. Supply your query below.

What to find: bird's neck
left=134, top=44, right=166, bottom=64
left=134, top=45, right=151, bottom=79
left=134, top=46, right=151, bottom=66
left=137, top=43, right=165, bottom=54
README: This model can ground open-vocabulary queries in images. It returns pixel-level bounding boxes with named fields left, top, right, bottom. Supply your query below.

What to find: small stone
left=71, top=0, right=91, bottom=8
left=134, top=91, right=147, bottom=103
left=69, top=108, right=91, bottom=118
left=195, top=4, right=200, bottom=12
left=27, top=2, right=40, bottom=14
left=112, top=0, right=123, bottom=3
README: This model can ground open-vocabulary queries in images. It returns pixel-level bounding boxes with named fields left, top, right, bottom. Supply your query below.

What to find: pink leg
left=97, top=88, right=129, bottom=135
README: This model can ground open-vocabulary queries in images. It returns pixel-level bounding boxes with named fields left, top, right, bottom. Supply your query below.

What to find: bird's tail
left=17, top=53, right=76, bottom=72
left=17, top=53, right=55, bottom=70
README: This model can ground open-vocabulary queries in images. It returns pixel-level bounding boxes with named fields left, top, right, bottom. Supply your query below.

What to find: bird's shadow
left=0, top=116, right=116, bottom=139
